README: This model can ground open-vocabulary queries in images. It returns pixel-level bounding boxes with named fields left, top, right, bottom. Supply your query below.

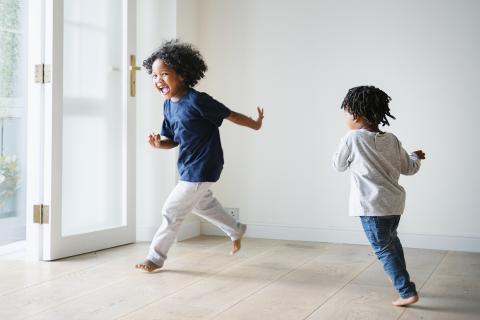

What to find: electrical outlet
left=225, top=207, right=239, bottom=220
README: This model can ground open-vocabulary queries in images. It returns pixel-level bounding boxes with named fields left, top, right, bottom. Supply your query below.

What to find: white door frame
left=26, top=0, right=136, bottom=260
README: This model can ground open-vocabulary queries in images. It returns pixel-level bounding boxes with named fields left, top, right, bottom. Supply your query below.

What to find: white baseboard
left=136, top=220, right=201, bottom=242
left=400, top=232, right=480, bottom=252
left=200, top=222, right=480, bottom=252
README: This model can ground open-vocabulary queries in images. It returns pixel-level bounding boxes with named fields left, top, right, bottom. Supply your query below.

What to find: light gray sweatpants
left=147, top=181, right=246, bottom=267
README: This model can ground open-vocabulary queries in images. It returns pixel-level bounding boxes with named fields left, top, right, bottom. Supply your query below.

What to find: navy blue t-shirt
left=160, top=88, right=231, bottom=182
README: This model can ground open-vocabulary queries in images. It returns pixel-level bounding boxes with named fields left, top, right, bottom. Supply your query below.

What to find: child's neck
left=171, top=87, right=189, bottom=102
left=359, top=124, right=382, bottom=133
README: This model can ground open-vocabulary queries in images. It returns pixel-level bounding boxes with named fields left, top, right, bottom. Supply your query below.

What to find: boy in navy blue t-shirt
left=136, top=40, right=264, bottom=272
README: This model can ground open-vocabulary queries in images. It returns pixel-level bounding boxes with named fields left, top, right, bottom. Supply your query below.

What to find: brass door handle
left=130, top=54, right=141, bottom=97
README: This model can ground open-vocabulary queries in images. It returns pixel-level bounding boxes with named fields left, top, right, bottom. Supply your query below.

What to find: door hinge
left=33, top=204, right=49, bottom=224
left=34, top=64, right=51, bottom=83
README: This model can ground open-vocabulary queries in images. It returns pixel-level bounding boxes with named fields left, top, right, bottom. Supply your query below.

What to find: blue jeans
left=360, top=216, right=417, bottom=298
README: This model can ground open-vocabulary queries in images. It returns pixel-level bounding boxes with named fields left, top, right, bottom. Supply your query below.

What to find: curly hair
left=142, top=39, right=207, bottom=88
left=341, top=86, right=395, bottom=127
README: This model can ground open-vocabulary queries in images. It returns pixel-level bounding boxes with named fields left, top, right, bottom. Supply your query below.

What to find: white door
left=26, top=0, right=137, bottom=260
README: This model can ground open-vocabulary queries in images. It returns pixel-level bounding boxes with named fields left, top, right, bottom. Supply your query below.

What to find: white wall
left=188, top=0, right=480, bottom=252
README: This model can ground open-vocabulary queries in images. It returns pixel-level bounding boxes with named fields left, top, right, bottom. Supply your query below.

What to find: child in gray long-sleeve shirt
left=333, top=86, right=425, bottom=307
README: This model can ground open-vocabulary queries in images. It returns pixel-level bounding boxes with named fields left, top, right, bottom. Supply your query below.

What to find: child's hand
left=254, top=107, right=264, bottom=130
left=414, top=150, right=425, bottom=160
left=148, top=133, right=161, bottom=148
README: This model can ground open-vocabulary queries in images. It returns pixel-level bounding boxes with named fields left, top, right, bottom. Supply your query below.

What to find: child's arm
left=148, top=133, right=178, bottom=149
left=226, top=107, right=264, bottom=130
left=400, top=149, right=425, bottom=175
left=333, top=137, right=352, bottom=172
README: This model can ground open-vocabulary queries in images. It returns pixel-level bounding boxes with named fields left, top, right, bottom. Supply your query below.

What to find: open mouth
left=159, top=86, right=170, bottom=95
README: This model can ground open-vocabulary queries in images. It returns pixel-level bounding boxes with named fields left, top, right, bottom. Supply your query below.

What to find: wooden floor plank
left=399, top=251, right=480, bottom=320
left=0, top=237, right=478, bottom=320
left=24, top=238, right=277, bottom=320
left=212, top=244, right=374, bottom=320
left=118, top=241, right=329, bottom=320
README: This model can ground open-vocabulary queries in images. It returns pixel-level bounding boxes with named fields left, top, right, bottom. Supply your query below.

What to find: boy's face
left=151, top=59, right=187, bottom=101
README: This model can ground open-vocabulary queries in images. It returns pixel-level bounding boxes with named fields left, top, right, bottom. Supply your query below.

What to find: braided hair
left=341, top=86, right=395, bottom=127
left=143, top=39, right=207, bottom=88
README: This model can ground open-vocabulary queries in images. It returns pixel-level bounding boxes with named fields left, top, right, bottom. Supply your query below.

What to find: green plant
left=0, top=155, right=19, bottom=210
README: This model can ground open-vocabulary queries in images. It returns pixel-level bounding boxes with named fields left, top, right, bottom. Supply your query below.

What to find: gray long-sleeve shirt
left=333, top=129, right=421, bottom=216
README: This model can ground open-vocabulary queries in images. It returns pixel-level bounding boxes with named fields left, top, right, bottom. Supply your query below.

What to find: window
left=0, top=0, right=27, bottom=242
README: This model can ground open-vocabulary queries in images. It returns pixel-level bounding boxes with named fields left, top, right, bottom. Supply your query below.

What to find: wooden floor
left=0, top=236, right=479, bottom=320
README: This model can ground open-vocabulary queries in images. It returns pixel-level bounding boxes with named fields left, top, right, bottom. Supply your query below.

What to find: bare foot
left=231, top=239, right=242, bottom=255
left=231, top=224, right=247, bottom=255
left=392, top=294, right=419, bottom=306
left=134, top=260, right=162, bottom=272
